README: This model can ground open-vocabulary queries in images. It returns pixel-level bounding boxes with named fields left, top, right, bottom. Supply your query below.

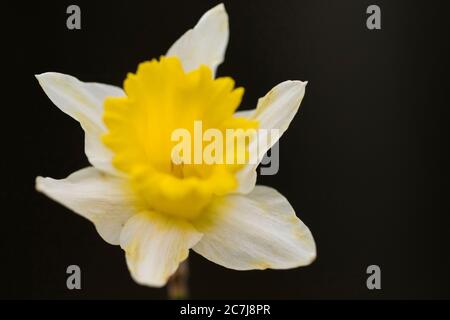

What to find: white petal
left=36, top=167, right=135, bottom=245
left=235, top=81, right=307, bottom=194
left=166, top=3, right=228, bottom=74
left=253, top=81, right=307, bottom=136
left=234, top=169, right=257, bottom=194
left=193, top=186, right=316, bottom=270
left=234, top=109, right=255, bottom=118
left=120, top=213, right=202, bottom=287
left=35, top=72, right=124, bottom=176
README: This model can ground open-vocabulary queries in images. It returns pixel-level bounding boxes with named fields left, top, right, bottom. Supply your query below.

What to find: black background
left=4, top=0, right=449, bottom=299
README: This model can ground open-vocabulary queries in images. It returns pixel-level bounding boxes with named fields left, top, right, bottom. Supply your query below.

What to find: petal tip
left=35, top=176, right=55, bottom=195
left=34, top=73, right=46, bottom=84
left=304, top=246, right=317, bottom=266
left=300, top=235, right=317, bottom=266
left=211, top=3, right=226, bottom=14
left=35, top=72, right=63, bottom=88
left=35, top=176, right=46, bottom=193
left=35, top=72, right=54, bottom=80
left=129, top=273, right=167, bottom=288
left=290, top=80, right=308, bottom=87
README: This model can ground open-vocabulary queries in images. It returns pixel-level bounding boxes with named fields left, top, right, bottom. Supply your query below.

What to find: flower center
left=102, top=57, right=258, bottom=220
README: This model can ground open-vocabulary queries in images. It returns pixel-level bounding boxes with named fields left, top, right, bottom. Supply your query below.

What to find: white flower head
left=35, top=3, right=316, bottom=288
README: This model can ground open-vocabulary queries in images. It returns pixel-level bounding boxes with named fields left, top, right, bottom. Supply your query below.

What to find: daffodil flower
left=35, top=4, right=316, bottom=287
